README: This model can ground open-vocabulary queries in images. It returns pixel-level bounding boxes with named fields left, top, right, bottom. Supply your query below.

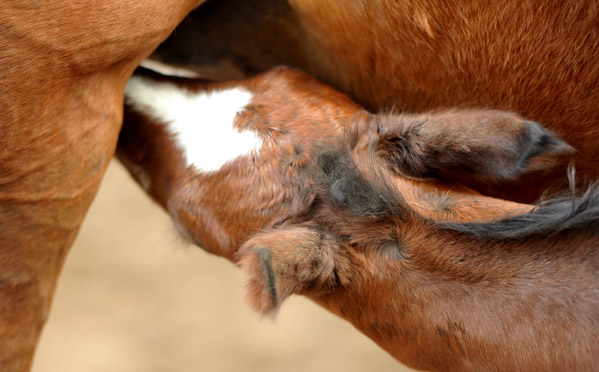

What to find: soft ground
left=32, top=160, right=416, bottom=372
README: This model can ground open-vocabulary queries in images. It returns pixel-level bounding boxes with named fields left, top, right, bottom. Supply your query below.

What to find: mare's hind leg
left=1, top=1, right=201, bottom=369
left=0, top=97, right=119, bottom=371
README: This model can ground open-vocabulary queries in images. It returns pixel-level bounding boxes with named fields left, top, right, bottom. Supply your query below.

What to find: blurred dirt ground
left=32, top=160, right=416, bottom=372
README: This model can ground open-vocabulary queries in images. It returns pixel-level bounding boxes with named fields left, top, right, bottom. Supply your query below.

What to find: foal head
left=120, top=66, right=587, bottom=371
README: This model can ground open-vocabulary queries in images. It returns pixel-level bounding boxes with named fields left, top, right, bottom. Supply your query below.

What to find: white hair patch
left=125, top=76, right=262, bottom=172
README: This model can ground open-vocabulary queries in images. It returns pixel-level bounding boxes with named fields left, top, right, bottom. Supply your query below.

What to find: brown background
left=32, top=160, right=416, bottom=372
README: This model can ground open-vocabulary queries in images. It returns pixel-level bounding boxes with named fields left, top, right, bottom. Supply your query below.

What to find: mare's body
left=153, top=0, right=599, bottom=202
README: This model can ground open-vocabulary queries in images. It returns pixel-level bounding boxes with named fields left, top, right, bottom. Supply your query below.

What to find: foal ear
left=237, top=226, right=336, bottom=317
left=376, top=110, right=574, bottom=182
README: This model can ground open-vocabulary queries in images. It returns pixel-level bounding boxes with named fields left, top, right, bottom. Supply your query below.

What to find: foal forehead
left=124, top=76, right=263, bottom=171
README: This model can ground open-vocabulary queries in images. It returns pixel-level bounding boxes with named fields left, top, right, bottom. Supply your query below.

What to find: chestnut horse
left=0, top=2, right=204, bottom=370
left=151, top=0, right=599, bottom=203
left=118, top=66, right=596, bottom=372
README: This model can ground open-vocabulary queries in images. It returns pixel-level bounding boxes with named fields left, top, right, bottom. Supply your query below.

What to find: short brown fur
left=0, top=2, right=203, bottom=369
left=118, top=67, right=595, bottom=372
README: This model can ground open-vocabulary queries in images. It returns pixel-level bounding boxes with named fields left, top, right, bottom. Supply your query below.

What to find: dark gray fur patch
left=315, top=149, right=404, bottom=219
left=501, top=120, right=573, bottom=179
left=256, top=247, right=278, bottom=305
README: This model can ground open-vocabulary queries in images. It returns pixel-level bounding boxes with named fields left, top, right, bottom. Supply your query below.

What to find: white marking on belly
left=125, top=76, right=261, bottom=172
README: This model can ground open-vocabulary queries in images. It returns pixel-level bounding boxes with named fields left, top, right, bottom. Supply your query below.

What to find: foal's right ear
left=375, top=110, right=574, bottom=183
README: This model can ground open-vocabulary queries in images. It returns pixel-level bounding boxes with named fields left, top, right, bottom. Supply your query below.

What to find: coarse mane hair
left=443, top=185, right=599, bottom=240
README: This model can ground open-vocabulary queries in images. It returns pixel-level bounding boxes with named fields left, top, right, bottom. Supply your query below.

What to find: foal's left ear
left=375, top=110, right=574, bottom=182
left=237, top=226, right=336, bottom=317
